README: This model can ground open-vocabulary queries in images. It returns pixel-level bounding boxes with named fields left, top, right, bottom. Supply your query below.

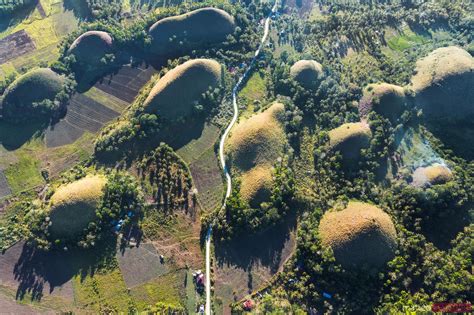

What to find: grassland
left=49, top=175, right=106, bottom=238
left=227, top=102, right=286, bottom=171
left=130, top=270, right=186, bottom=311
left=386, top=27, right=427, bottom=51
left=148, top=7, right=235, bottom=55
left=144, top=59, right=222, bottom=119
left=238, top=71, right=267, bottom=119
left=3, top=148, right=43, bottom=194
left=73, top=266, right=133, bottom=313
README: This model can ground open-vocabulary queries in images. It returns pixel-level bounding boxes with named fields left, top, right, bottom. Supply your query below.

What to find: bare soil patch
left=117, top=242, right=170, bottom=288
left=0, top=30, right=35, bottom=64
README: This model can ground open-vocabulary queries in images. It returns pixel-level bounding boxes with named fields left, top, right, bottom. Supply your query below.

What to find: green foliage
left=1, top=69, right=76, bottom=124
left=0, top=0, right=36, bottom=16
left=137, top=143, right=193, bottom=211
left=145, top=301, right=185, bottom=314
left=30, top=171, right=144, bottom=250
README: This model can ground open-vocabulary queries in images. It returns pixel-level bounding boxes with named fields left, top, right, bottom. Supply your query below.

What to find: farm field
left=0, top=0, right=79, bottom=80
left=0, top=0, right=472, bottom=313
left=176, top=123, right=224, bottom=212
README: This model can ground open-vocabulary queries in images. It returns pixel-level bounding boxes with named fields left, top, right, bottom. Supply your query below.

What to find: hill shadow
left=0, top=0, right=38, bottom=33
left=0, top=120, right=46, bottom=150
left=421, top=204, right=472, bottom=251
left=11, top=235, right=117, bottom=301
left=215, top=212, right=297, bottom=277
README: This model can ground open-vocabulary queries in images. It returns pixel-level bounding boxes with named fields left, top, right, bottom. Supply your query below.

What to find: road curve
left=205, top=1, right=279, bottom=314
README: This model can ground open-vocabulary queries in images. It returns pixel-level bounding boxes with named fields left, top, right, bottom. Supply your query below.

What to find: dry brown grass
left=240, top=165, right=273, bottom=208
left=144, top=59, right=222, bottom=119
left=68, top=31, right=114, bottom=65
left=359, top=83, right=406, bottom=120
left=148, top=7, right=235, bottom=55
left=412, top=163, right=453, bottom=187
left=410, top=46, right=474, bottom=119
left=319, top=201, right=397, bottom=270
left=328, top=122, right=371, bottom=164
left=289, top=60, right=323, bottom=89
left=227, top=102, right=286, bottom=171
left=48, top=175, right=107, bottom=239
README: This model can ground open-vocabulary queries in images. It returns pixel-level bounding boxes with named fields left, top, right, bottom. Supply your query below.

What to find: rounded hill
left=1, top=68, right=65, bottom=121
left=411, top=46, right=474, bottom=119
left=359, top=83, right=406, bottom=121
left=328, top=122, right=372, bottom=165
left=319, top=201, right=397, bottom=270
left=68, top=31, right=114, bottom=65
left=148, top=7, right=235, bottom=55
left=48, top=175, right=107, bottom=239
left=227, top=103, right=286, bottom=171
left=143, top=58, right=222, bottom=119
left=412, top=164, right=453, bottom=188
left=290, top=60, right=323, bottom=90
left=240, top=166, right=273, bottom=208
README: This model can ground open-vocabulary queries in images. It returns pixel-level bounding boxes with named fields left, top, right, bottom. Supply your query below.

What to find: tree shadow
left=62, top=0, right=90, bottom=20
left=0, top=0, right=38, bottom=33
left=0, top=120, right=47, bottom=151
left=13, top=234, right=117, bottom=301
left=214, top=211, right=297, bottom=277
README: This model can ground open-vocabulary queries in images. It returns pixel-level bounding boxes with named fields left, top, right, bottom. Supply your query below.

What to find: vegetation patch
left=130, top=269, right=185, bottom=312
left=1, top=68, right=67, bottom=123
left=138, top=143, right=193, bottom=211
left=4, top=150, right=43, bottom=194
left=319, top=201, right=397, bottom=270
left=73, top=266, right=133, bottom=313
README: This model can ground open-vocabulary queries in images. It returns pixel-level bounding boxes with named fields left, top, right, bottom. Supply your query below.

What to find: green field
left=239, top=71, right=267, bottom=119
left=3, top=147, right=43, bottom=194
left=73, top=267, right=133, bottom=313
left=386, top=27, right=427, bottom=51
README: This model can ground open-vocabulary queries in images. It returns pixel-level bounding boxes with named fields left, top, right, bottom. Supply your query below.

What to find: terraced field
left=46, top=64, right=157, bottom=147
left=95, top=65, right=156, bottom=103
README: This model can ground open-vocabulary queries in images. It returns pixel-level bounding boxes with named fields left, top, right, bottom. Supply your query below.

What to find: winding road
left=205, top=1, right=279, bottom=313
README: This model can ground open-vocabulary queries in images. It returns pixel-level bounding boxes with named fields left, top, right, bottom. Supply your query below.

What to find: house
left=243, top=299, right=255, bottom=311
